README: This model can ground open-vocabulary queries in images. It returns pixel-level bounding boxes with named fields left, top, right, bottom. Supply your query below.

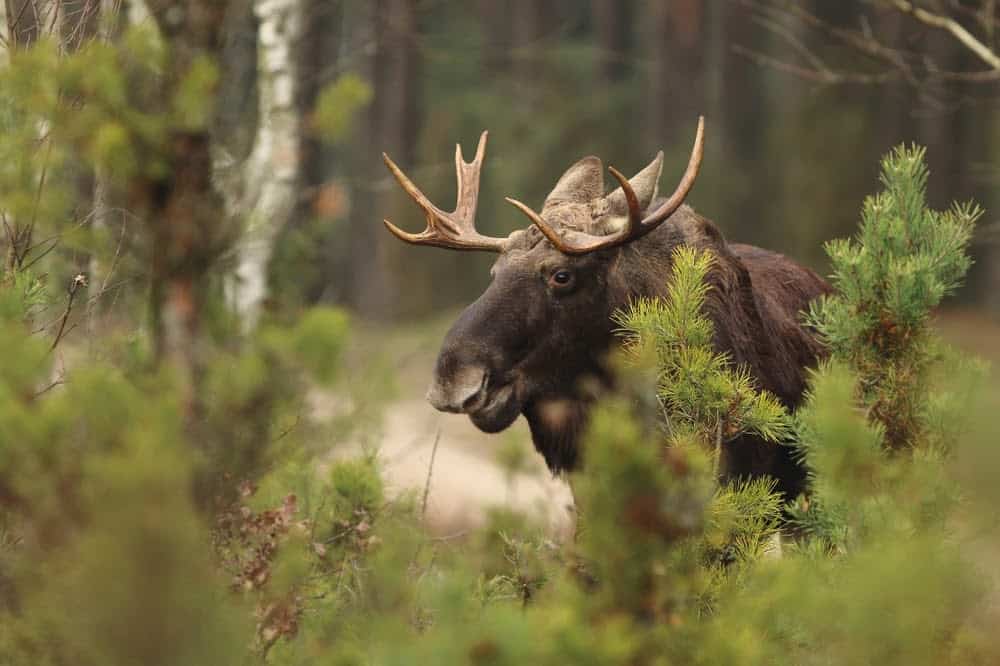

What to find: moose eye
left=550, top=269, right=573, bottom=288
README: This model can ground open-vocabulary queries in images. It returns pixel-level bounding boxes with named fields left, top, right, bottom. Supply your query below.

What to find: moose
left=381, top=118, right=831, bottom=500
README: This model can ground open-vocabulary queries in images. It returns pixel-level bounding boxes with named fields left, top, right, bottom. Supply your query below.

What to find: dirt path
left=327, top=316, right=575, bottom=537
left=373, top=397, right=574, bottom=536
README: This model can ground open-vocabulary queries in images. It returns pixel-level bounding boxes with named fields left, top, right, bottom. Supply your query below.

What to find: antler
left=505, top=117, right=705, bottom=256
left=382, top=131, right=507, bottom=253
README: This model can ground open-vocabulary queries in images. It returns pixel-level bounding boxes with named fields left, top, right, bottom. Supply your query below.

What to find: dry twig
left=889, top=0, right=1000, bottom=69
left=50, top=273, right=87, bottom=351
left=420, top=428, right=441, bottom=520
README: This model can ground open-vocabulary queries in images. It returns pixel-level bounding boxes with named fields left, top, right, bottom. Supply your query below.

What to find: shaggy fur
left=428, top=199, right=831, bottom=500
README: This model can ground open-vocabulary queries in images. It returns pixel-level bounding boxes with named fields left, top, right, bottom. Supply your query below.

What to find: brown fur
left=429, top=200, right=830, bottom=500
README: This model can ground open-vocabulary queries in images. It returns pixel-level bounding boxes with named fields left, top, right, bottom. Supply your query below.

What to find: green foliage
left=702, top=477, right=784, bottom=570
left=287, top=307, right=351, bottom=385
left=614, top=246, right=792, bottom=453
left=0, top=320, right=250, bottom=663
left=0, top=33, right=173, bottom=185
left=173, top=55, right=220, bottom=130
left=0, top=17, right=997, bottom=666
left=808, top=145, right=980, bottom=448
left=787, top=145, right=985, bottom=557
left=314, top=74, right=373, bottom=144
left=573, top=399, right=713, bottom=616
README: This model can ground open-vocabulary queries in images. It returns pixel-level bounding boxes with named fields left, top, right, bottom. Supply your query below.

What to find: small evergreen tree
left=807, top=145, right=980, bottom=449
left=789, top=145, right=983, bottom=553
left=593, top=246, right=794, bottom=611
left=613, top=246, right=792, bottom=470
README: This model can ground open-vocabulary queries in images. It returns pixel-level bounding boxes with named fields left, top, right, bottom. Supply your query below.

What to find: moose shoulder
left=381, top=119, right=831, bottom=500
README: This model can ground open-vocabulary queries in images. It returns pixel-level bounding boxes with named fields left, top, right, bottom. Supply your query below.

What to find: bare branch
left=746, top=0, right=920, bottom=77
left=888, top=0, right=1000, bottom=69
left=33, top=373, right=65, bottom=398
left=750, top=12, right=831, bottom=74
left=49, top=272, right=87, bottom=352
left=741, top=0, right=1000, bottom=89
left=732, top=44, right=898, bottom=84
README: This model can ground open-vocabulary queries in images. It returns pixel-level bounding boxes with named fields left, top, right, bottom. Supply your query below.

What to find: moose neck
left=526, top=207, right=770, bottom=476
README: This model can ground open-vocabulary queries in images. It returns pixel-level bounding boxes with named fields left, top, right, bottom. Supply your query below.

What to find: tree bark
left=591, top=0, right=630, bottom=83
left=294, top=0, right=342, bottom=304
left=347, top=0, right=419, bottom=319
left=476, top=0, right=510, bottom=74
left=226, top=0, right=303, bottom=330
left=60, top=0, right=102, bottom=299
left=645, top=0, right=704, bottom=147
left=139, top=0, right=228, bottom=416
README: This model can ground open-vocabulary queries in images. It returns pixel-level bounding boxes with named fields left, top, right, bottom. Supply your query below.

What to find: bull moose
left=381, top=118, right=831, bottom=500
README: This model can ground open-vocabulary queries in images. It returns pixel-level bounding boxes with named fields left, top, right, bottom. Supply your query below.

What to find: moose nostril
left=426, top=366, right=489, bottom=413
left=460, top=372, right=489, bottom=411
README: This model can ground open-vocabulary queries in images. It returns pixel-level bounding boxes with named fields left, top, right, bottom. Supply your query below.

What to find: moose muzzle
left=426, top=364, right=489, bottom=413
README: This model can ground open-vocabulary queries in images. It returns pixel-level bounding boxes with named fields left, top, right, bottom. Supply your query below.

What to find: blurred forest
left=4, top=1, right=996, bottom=323
left=210, top=0, right=1000, bottom=321
left=2, top=2, right=1000, bottom=663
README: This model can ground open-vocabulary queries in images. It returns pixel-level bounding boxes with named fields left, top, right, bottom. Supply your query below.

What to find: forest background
left=1, top=1, right=1000, bottom=662
left=3, top=1, right=998, bottom=322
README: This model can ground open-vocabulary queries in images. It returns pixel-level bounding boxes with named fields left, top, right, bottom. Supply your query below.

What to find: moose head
left=381, top=120, right=707, bottom=472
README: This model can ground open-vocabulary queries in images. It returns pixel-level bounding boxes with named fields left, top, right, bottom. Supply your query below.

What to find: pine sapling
left=807, top=145, right=979, bottom=449
left=614, top=246, right=792, bottom=470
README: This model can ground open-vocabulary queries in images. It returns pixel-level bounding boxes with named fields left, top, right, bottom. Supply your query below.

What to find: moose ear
left=543, top=156, right=605, bottom=209
left=604, top=151, right=664, bottom=215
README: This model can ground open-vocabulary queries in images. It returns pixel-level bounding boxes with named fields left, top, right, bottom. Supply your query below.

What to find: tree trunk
left=347, top=0, right=419, bottom=319
left=60, top=0, right=102, bottom=300
left=511, top=0, right=546, bottom=101
left=644, top=0, right=704, bottom=148
left=591, top=0, right=630, bottom=83
left=226, top=0, right=304, bottom=330
left=2, top=1, right=41, bottom=268
left=141, top=0, right=228, bottom=417
left=476, top=0, right=510, bottom=74
left=294, top=0, right=342, bottom=304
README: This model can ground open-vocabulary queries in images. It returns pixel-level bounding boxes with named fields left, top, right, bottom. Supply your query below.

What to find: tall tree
left=138, top=0, right=229, bottom=415
left=2, top=0, right=42, bottom=270
left=293, top=0, right=343, bottom=305
left=591, top=0, right=630, bottom=83
left=347, top=0, right=420, bottom=319
left=645, top=0, right=704, bottom=147
left=226, top=0, right=304, bottom=329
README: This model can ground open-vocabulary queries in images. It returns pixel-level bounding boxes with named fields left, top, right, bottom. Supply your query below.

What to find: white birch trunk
left=226, top=0, right=303, bottom=330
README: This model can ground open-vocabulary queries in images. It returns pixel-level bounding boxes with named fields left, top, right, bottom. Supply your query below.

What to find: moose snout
left=426, top=365, right=488, bottom=413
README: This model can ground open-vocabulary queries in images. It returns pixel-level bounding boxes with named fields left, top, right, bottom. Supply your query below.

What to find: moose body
left=382, top=119, right=831, bottom=500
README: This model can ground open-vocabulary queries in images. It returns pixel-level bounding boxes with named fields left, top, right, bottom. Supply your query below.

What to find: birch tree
left=225, top=0, right=303, bottom=329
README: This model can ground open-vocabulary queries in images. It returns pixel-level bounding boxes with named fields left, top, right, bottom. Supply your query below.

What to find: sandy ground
left=370, top=397, right=575, bottom=536
left=326, top=315, right=576, bottom=538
